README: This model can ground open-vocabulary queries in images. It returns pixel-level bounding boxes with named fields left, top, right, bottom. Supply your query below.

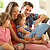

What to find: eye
left=26, top=9, right=29, bottom=11
left=17, top=10, right=19, bottom=12
left=13, top=11, right=16, bottom=13
left=29, top=10, right=31, bottom=12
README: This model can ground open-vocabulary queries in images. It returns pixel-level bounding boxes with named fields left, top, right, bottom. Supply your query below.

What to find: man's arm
left=34, top=14, right=48, bottom=27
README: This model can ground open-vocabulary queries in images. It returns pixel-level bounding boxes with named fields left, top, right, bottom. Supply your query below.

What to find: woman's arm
left=17, top=27, right=30, bottom=34
left=9, top=24, right=31, bottom=44
left=32, top=40, right=48, bottom=44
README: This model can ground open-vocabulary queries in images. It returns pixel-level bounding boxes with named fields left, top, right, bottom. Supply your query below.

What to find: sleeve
left=30, top=13, right=38, bottom=21
left=16, top=25, right=22, bottom=28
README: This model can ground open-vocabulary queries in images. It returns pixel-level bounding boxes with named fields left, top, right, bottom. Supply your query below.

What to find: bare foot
left=41, top=40, right=48, bottom=44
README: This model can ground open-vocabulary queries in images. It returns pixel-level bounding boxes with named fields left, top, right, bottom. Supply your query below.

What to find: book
left=28, top=23, right=50, bottom=38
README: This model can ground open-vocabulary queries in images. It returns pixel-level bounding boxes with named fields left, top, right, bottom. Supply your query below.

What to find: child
left=14, top=13, right=44, bottom=41
left=0, top=12, right=14, bottom=50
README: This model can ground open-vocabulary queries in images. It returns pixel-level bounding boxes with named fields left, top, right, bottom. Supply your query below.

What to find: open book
left=28, top=22, right=50, bottom=38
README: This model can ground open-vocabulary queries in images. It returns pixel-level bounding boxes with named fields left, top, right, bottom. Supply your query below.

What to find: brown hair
left=22, top=1, right=33, bottom=8
left=14, top=13, right=25, bottom=26
left=5, top=2, right=19, bottom=17
left=0, top=12, right=10, bottom=26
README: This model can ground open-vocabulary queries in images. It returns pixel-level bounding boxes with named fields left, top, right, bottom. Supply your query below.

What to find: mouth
left=25, top=13, right=30, bottom=17
left=14, top=15, right=17, bottom=19
left=24, top=22, right=26, bottom=24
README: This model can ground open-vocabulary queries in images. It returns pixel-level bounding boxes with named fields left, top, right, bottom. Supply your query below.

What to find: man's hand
left=34, top=14, right=48, bottom=27
left=34, top=20, right=39, bottom=27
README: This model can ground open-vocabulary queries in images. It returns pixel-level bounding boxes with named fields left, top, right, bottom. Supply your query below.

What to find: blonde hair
left=0, top=12, right=10, bottom=26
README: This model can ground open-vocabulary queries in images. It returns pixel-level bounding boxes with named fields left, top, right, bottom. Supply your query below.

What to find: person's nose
left=27, top=11, right=30, bottom=14
left=16, top=12, right=18, bottom=15
left=27, top=11, right=29, bottom=13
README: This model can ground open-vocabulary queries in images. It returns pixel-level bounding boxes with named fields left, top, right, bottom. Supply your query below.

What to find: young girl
left=14, top=13, right=44, bottom=41
left=0, top=12, right=14, bottom=50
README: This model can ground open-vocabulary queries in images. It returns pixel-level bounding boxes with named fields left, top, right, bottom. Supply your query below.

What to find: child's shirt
left=0, top=26, right=11, bottom=42
left=16, top=25, right=32, bottom=39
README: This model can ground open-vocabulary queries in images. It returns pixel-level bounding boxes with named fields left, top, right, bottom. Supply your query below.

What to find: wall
left=0, top=0, right=47, bottom=15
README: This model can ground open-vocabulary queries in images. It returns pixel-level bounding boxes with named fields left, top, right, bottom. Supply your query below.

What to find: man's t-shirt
left=26, top=13, right=38, bottom=28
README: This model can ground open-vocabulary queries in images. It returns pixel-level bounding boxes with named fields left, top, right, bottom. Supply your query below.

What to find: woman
left=5, top=2, right=28, bottom=50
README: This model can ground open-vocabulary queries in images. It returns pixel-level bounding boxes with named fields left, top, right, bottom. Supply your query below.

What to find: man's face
left=24, top=5, right=33, bottom=17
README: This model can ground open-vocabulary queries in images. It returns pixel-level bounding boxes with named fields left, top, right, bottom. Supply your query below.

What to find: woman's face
left=12, top=6, right=19, bottom=20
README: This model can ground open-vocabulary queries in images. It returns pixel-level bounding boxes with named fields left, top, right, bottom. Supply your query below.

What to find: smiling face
left=12, top=6, right=19, bottom=20
left=19, top=17, right=26, bottom=26
left=23, top=5, right=32, bottom=17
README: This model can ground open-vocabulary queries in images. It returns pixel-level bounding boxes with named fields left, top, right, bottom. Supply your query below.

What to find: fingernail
left=35, top=33, right=37, bottom=34
left=33, top=33, right=34, bottom=35
left=34, top=26, right=35, bottom=28
left=36, top=33, right=37, bottom=34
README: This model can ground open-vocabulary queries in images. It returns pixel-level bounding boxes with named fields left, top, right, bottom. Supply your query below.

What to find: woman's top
left=11, top=21, right=19, bottom=44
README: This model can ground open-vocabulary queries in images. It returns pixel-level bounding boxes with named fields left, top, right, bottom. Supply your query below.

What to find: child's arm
left=17, top=27, right=30, bottom=34
left=34, top=14, right=47, bottom=27
left=30, top=28, right=33, bottom=31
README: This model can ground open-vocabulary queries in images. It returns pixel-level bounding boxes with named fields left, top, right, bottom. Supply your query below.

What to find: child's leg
left=17, top=44, right=24, bottom=50
left=3, top=43, right=14, bottom=50
left=14, top=43, right=24, bottom=50
left=0, top=45, right=4, bottom=50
